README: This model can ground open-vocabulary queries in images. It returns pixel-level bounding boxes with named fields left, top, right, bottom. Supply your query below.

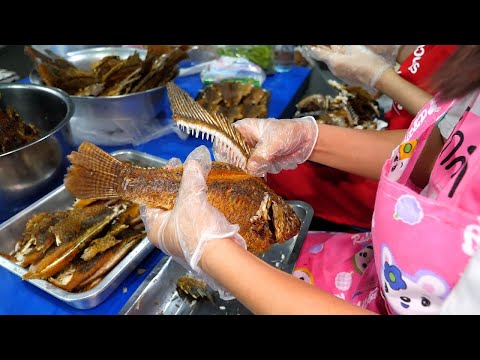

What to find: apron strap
left=395, top=98, right=457, bottom=183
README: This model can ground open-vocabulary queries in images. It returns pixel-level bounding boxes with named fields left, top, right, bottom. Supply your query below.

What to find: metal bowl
left=31, top=45, right=122, bottom=58
left=29, top=47, right=175, bottom=146
left=0, top=84, right=74, bottom=223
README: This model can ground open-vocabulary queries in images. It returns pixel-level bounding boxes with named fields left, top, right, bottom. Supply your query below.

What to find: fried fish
left=64, top=142, right=300, bottom=255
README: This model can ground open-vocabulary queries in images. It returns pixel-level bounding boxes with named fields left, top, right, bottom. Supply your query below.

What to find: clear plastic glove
left=303, top=45, right=392, bottom=94
left=163, top=156, right=183, bottom=169
left=366, top=45, right=401, bottom=65
left=140, top=145, right=247, bottom=300
left=214, top=116, right=318, bottom=178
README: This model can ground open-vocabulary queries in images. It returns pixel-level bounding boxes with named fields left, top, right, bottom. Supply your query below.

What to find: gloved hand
left=366, top=45, right=401, bottom=65
left=140, top=145, right=247, bottom=300
left=214, top=116, right=318, bottom=178
left=303, top=45, right=392, bottom=94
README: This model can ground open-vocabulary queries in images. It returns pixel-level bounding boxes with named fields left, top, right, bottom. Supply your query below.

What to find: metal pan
left=119, top=200, right=313, bottom=315
left=0, top=149, right=166, bottom=309
left=28, top=47, right=175, bottom=146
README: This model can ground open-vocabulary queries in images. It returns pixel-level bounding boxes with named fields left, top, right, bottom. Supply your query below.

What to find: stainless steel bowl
left=0, top=84, right=74, bottom=223
left=30, top=47, right=175, bottom=146
left=31, top=45, right=121, bottom=58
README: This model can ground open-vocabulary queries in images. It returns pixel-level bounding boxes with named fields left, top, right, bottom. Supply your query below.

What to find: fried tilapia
left=64, top=142, right=301, bottom=254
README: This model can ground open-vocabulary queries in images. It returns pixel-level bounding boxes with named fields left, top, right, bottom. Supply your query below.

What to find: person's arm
left=308, top=124, right=406, bottom=180
left=365, top=45, right=416, bottom=65
left=200, top=237, right=375, bottom=315
left=142, top=146, right=377, bottom=315
left=230, top=116, right=406, bottom=181
left=309, top=118, right=443, bottom=184
left=396, top=45, right=418, bottom=64
left=376, top=68, right=433, bottom=116
left=305, top=45, right=433, bottom=115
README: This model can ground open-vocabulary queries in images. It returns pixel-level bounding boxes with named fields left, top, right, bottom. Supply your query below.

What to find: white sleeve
left=437, top=113, right=458, bottom=139
left=437, top=92, right=477, bottom=139
left=440, top=247, right=480, bottom=315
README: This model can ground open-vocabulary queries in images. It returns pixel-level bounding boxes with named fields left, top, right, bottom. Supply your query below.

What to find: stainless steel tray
left=0, top=149, right=167, bottom=309
left=119, top=200, right=313, bottom=315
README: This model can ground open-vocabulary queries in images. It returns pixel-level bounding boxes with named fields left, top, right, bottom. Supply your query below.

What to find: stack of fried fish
left=294, top=80, right=382, bottom=130
left=0, top=103, right=41, bottom=154
left=196, top=82, right=270, bottom=123
left=24, top=45, right=189, bottom=97
left=2, top=198, right=145, bottom=292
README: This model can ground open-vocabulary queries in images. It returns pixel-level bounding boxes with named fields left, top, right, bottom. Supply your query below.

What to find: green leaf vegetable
left=218, top=46, right=274, bottom=71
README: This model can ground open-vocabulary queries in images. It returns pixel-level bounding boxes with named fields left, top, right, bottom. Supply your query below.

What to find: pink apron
left=294, top=91, right=480, bottom=314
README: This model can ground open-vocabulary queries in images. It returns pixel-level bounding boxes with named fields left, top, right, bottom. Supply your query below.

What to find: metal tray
left=0, top=149, right=167, bottom=309
left=119, top=200, right=313, bottom=315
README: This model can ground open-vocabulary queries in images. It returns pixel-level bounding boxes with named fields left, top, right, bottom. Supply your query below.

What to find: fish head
left=249, top=192, right=301, bottom=251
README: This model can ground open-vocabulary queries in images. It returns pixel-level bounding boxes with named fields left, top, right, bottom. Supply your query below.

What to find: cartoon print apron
left=294, top=90, right=480, bottom=314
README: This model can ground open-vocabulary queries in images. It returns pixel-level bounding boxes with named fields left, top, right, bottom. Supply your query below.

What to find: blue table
left=0, top=66, right=311, bottom=314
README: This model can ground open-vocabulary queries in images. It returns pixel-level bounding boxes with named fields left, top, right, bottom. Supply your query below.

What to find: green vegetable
left=217, top=45, right=273, bottom=71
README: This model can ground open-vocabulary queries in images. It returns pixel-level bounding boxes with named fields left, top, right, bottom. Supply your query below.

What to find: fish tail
left=65, top=142, right=128, bottom=200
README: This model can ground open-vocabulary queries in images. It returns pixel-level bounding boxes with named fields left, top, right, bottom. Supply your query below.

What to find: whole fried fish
left=64, top=142, right=300, bottom=254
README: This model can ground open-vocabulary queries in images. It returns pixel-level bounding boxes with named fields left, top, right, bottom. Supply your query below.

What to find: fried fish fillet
left=49, top=232, right=144, bottom=292
left=12, top=211, right=68, bottom=267
left=23, top=204, right=125, bottom=280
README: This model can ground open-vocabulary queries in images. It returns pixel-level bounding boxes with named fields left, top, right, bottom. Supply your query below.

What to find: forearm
left=376, top=68, right=433, bottom=116
left=308, top=124, right=406, bottom=180
left=200, top=238, right=374, bottom=315
left=396, top=45, right=418, bottom=64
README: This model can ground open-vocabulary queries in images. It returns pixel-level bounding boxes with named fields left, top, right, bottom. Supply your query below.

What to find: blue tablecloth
left=0, top=66, right=311, bottom=315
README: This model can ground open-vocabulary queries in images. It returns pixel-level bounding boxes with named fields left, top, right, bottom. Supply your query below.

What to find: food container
left=0, top=84, right=74, bottom=223
left=0, top=149, right=166, bottom=309
left=29, top=47, right=176, bottom=146
left=30, top=45, right=120, bottom=58
left=119, top=200, right=313, bottom=315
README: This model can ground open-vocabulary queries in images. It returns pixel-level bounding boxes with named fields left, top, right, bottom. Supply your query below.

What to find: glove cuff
left=369, top=62, right=392, bottom=89
left=299, top=116, right=319, bottom=163
left=190, top=233, right=247, bottom=301
left=385, top=45, right=402, bottom=65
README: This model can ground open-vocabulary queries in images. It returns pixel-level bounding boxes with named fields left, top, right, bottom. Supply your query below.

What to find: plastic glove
left=303, top=45, right=392, bottom=94
left=163, top=157, right=183, bottom=169
left=366, top=45, right=401, bottom=65
left=140, top=145, right=247, bottom=300
left=214, top=116, right=318, bottom=178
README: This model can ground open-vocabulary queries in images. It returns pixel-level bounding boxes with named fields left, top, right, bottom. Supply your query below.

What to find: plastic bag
left=69, top=116, right=179, bottom=146
left=200, top=56, right=266, bottom=87
left=67, top=85, right=183, bottom=147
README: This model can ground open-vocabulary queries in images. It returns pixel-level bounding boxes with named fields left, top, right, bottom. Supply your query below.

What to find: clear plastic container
left=273, top=45, right=295, bottom=73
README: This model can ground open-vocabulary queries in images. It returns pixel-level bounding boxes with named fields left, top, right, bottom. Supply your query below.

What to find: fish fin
left=65, top=142, right=126, bottom=200
left=166, top=82, right=251, bottom=170
left=24, top=46, right=55, bottom=66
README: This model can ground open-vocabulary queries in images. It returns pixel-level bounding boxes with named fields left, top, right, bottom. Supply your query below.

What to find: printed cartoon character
left=389, top=139, right=418, bottom=181
left=293, top=267, right=314, bottom=285
left=393, top=195, right=424, bottom=225
left=381, top=245, right=450, bottom=315
left=463, top=219, right=480, bottom=256
left=352, top=245, right=374, bottom=275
